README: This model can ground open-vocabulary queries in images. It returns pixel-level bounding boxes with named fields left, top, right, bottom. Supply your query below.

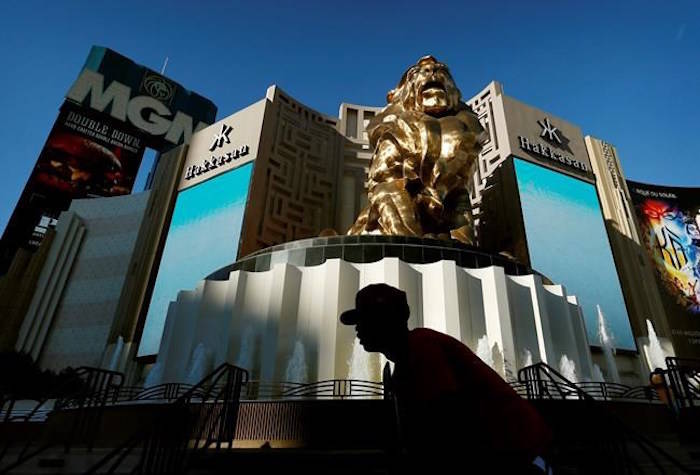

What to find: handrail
left=2, top=363, right=692, bottom=473
left=84, top=363, right=249, bottom=475
left=2, top=377, right=660, bottom=412
left=518, top=362, right=692, bottom=474
left=1, top=367, right=123, bottom=423
left=665, top=357, right=700, bottom=410
left=244, top=379, right=385, bottom=400
left=0, top=366, right=124, bottom=473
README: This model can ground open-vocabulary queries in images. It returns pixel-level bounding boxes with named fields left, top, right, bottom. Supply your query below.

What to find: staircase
left=4, top=361, right=700, bottom=474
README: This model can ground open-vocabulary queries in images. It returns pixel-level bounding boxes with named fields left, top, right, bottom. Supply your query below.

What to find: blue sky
left=0, top=1, right=698, bottom=235
left=516, top=158, right=636, bottom=350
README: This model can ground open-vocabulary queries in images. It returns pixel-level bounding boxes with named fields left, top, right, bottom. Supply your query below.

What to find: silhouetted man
left=340, top=283, right=551, bottom=472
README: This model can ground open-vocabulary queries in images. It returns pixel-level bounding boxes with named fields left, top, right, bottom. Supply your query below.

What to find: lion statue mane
left=347, top=55, right=487, bottom=244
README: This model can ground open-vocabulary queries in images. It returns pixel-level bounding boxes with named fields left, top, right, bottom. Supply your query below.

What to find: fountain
left=645, top=319, right=667, bottom=370
left=597, top=305, right=621, bottom=383
left=349, top=337, right=372, bottom=381
left=144, top=362, right=163, bottom=388
left=493, top=342, right=508, bottom=379
left=108, top=336, right=124, bottom=371
left=285, top=339, right=308, bottom=383
left=559, top=354, right=578, bottom=383
left=476, top=335, right=494, bottom=369
left=591, top=364, right=606, bottom=383
left=186, top=343, right=213, bottom=385
left=379, top=354, right=391, bottom=373
left=474, top=335, right=507, bottom=377
left=236, top=324, right=254, bottom=371
left=521, top=348, right=534, bottom=369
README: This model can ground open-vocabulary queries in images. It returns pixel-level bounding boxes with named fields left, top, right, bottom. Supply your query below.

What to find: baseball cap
left=339, top=283, right=410, bottom=325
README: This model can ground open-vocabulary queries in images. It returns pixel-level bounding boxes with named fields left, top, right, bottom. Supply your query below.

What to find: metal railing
left=112, top=383, right=204, bottom=403
left=84, top=363, right=248, bottom=475
left=47, top=377, right=660, bottom=406
left=518, top=362, right=692, bottom=474
left=243, top=379, right=385, bottom=400
left=2, top=362, right=693, bottom=474
left=665, top=357, right=700, bottom=410
left=510, top=378, right=659, bottom=402
left=0, top=367, right=124, bottom=473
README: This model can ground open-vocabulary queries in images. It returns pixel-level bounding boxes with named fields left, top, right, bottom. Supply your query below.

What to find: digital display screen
left=138, top=163, right=253, bottom=356
left=628, top=181, right=700, bottom=355
left=629, top=183, right=700, bottom=314
left=515, top=158, right=635, bottom=350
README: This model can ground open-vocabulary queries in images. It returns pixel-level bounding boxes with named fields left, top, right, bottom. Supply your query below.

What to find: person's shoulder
left=406, top=328, right=446, bottom=353
left=410, top=328, right=460, bottom=344
left=409, top=328, right=467, bottom=351
left=409, top=327, right=443, bottom=341
left=410, top=328, right=479, bottom=360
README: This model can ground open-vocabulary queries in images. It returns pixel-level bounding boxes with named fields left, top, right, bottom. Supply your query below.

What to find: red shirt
left=391, top=328, right=551, bottom=459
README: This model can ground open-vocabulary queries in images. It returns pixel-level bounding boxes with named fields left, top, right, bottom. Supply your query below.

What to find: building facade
left=0, top=47, right=216, bottom=276
left=16, top=192, right=150, bottom=370
left=12, top=61, right=696, bottom=386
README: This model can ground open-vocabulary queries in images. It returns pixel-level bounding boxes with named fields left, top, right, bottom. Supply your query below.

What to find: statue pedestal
left=208, top=235, right=537, bottom=279
left=156, top=236, right=594, bottom=386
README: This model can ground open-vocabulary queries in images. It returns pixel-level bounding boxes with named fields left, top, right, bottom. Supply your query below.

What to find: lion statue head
left=386, top=55, right=462, bottom=117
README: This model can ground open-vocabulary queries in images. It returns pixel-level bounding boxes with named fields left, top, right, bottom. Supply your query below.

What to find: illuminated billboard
left=628, top=181, right=700, bottom=354
left=0, top=46, right=217, bottom=274
left=66, top=46, right=217, bottom=150
left=514, top=159, right=636, bottom=350
left=37, top=103, right=145, bottom=197
left=0, top=103, right=146, bottom=255
left=138, top=163, right=254, bottom=356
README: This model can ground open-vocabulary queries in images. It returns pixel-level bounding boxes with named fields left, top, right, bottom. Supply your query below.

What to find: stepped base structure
left=152, top=236, right=594, bottom=385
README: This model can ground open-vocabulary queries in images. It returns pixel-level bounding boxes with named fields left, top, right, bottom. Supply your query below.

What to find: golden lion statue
left=347, top=56, right=486, bottom=244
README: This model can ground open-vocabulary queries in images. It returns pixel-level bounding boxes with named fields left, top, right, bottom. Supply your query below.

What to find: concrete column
left=223, top=270, right=246, bottom=367
left=296, top=265, right=325, bottom=382
left=273, top=264, right=303, bottom=382
left=17, top=212, right=85, bottom=359
left=262, top=263, right=301, bottom=382
left=420, top=261, right=459, bottom=336
left=516, top=274, right=556, bottom=366
left=235, top=271, right=273, bottom=380
left=321, top=259, right=359, bottom=380
left=567, top=296, right=594, bottom=380
left=505, top=276, right=542, bottom=369
left=469, top=267, right=517, bottom=378
left=456, top=268, right=486, bottom=350
left=159, top=285, right=204, bottom=383
left=543, top=284, right=580, bottom=377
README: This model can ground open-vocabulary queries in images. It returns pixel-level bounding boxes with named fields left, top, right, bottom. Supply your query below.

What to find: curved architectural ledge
left=208, top=235, right=544, bottom=280
left=153, top=255, right=594, bottom=387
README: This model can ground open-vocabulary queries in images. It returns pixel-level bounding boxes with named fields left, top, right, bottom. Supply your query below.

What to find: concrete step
left=1, top=446, right=141, bottom=475
left=546, top=435, right=700, bottom=474
left=188, top=448, right=392, bottom=475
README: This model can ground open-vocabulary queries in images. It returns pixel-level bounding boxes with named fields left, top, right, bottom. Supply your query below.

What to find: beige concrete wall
left=15, top=212, right=85, bottom=363
left=336, top=103, right=381, bottom=233
left=465, top=81, right=510, bottom=210
left=108, top=145, right=189, bottom=372
left=238, top=86, right=346, bottom=257
left=16, top=191, right=150, bottom=371
left=0, top=230, right=56, bottom=351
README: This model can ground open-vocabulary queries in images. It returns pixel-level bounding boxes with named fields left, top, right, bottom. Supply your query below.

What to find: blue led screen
left=514, top=158, right=635, bottom=350
left=138, top=163, right=253, bottom=356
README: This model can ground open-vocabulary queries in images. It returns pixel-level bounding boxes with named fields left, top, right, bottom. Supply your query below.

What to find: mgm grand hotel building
left=3, top=48, right=696, bottom=390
